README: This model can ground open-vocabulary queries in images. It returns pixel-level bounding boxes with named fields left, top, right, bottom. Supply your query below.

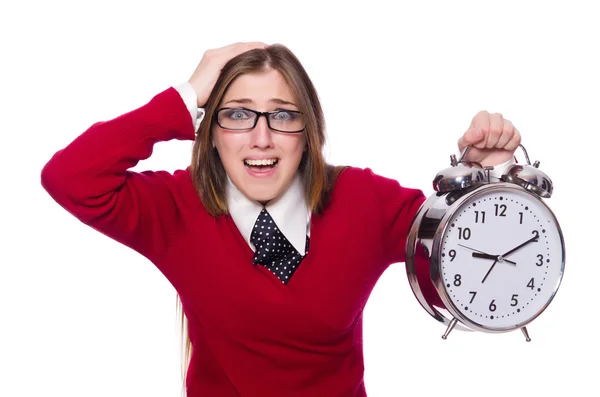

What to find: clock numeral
left=532, top=230, right=539, bottom=239
left=453, top=274, right=462, bottom=286
left=474, top=210, right=486, bottom=223
left=489, top=299, right=497, bottom=312
left=527, top=277, right=535, bottom=290
left=536, top=254, right=544, bottom=266
left=469, top=291, right=477, bottom=303
left=519, top=212, right=524, bottom=224
left=510, top=294, right=519, bottom=307
left=494, top=204, right=507, bottom=217
left=458, top=227, right=471, bottom=240
left=449, top=249, right=457, bottom=261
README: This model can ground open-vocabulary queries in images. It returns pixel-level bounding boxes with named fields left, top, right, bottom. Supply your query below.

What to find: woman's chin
left=246, top=190, right=279, bottom=204
left=238, top=183, right=285, bottom=205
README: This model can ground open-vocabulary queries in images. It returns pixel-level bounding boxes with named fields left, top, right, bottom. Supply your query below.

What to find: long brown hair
left=178, top=44, right=346, bottom=394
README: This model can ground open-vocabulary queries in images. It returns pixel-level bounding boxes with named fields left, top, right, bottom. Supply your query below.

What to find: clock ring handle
left=456, top=144, right=532, bottom=166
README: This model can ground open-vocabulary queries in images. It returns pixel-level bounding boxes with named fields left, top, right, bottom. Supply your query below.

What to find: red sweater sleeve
left=368, top=169, right=426, bottom=265
left=369, top=169, right=446, bottom=307
left=40, top=87, right=197, bottom=263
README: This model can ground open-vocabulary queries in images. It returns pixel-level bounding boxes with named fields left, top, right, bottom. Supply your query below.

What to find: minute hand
left=502, top=235, right=539, bottom=258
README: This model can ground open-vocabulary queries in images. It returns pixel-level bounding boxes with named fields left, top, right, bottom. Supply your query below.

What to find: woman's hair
left=178, top=44, right=346, bottom=394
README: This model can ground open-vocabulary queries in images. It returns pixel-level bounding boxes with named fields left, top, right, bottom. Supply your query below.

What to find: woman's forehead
left=222, top=69, right=297, bottom=106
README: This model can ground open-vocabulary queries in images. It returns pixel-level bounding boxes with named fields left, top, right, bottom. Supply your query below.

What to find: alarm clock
left=405, top=144, right=565, bottom=341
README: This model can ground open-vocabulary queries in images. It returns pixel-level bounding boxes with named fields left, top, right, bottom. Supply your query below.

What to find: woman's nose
left=249, top=116, right=274, bottom=148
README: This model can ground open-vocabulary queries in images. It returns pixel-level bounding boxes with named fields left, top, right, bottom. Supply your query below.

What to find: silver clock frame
left=406, top=179, right=566, bottom=341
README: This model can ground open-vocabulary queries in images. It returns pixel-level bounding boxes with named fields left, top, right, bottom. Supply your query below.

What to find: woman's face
left=212, top=69, right=307, bottom=204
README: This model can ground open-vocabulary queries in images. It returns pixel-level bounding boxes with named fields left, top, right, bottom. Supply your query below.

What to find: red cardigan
left=41, top=87, right=429, bottom=396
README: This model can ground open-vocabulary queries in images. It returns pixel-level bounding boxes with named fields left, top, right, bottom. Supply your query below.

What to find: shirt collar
left=226, top=173, right=310, bottom=255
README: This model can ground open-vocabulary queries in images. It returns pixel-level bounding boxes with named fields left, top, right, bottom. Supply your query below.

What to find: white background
left=1, top=0, right=598, bottom=396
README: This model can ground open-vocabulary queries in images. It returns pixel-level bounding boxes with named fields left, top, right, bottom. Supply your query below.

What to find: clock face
left=438, top=185, right=564, bottom=330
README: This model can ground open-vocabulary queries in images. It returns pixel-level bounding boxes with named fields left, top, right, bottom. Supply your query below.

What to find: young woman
left=41, top=42, right=521, bottom=396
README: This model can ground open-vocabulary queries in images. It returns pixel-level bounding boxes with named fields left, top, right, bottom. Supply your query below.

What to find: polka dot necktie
left=250, top=208, right=309, bottom=284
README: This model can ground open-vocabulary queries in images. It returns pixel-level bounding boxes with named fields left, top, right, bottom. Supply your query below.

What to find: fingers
left=458, top=127, right=484, bottom=151
left=469, top=110, right=519, bottom=151
left=468, top=111, right=491, bottom=149
left=495, top=119, right=516, bottom=148
left=207, top=42, right=268, bottom=63
left=245, top=41, right=269, bottom=49
left=190, top=42, right=269, bottom=106
left=505, top=127, right=522, bottom=151
left=216, top=41, right=268, bottom=51
left=486, top=112, right=504, bottom=149
left=223, top=42, right=268, bottom=57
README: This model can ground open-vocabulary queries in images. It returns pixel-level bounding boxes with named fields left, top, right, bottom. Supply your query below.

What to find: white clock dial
left=439, top=186, right=564, bottom=330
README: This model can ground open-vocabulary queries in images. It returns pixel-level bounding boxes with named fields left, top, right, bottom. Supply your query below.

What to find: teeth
left=245, top=159, right=278, bottom=166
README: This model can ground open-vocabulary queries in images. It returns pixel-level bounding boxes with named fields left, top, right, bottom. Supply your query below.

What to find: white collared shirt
left=226, top=173, right=310, bottom=255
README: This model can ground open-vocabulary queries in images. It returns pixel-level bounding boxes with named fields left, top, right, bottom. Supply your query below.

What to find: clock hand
left=458, top=244, right=517, bottom=265
left=472, top=252, right=517, bottom=265
left=458, top=244, right=494, bottom=255
left=479, top=235, right=538, bottom=284
left=481, top=259, right=498, bottom=284
left=501, top=235, right=539, bottom=258
left=471, top=252, right=497, bottom=260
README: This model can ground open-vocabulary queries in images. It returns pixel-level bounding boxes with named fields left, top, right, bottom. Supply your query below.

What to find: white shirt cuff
left=174, top=82, right=205, bottom=133
left=488, top=156, right=517, bottom=180
left=456, top=151, right=517, bottom=181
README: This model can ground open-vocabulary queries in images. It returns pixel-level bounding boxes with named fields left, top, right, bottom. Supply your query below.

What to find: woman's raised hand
left=188, top=42, right=268, bottom=107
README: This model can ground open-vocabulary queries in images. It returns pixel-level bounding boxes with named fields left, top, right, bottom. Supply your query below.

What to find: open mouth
left=244, top=158, right=279, bottom=172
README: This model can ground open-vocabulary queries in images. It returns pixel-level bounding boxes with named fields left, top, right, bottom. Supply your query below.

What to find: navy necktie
left=250, top=208, right=309, bottom=284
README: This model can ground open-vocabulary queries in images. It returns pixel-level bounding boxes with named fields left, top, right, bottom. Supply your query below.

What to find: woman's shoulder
left=153, top=166, right=210, bottom=215
left=333, top=165, right=398, bottom=187
left=331, top=165, right=424, bottom=201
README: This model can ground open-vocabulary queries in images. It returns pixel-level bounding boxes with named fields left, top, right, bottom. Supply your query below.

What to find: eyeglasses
left=215, top=107, right=306, bottom=133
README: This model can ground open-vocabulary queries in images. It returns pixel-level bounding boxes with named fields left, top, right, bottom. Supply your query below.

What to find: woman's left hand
left=458, top=110, right=521, bottom=166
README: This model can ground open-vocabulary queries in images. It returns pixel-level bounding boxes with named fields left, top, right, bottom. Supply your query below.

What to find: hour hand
left=472, top=252, right=499, bottom=260
left=472, top=252, right=517, bottom=265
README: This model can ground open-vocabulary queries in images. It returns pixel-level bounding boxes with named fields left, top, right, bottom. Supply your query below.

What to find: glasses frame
left=215, top=107, right=306, bottom=133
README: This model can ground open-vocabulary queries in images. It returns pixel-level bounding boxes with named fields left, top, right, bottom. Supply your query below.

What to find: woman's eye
left=229, top=110, right=250, bottom=120
left=273, top=111, right=292, bottom=121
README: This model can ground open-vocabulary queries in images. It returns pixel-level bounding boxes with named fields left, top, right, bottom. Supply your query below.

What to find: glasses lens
left=218, top=108, right=256, bottom=130
left=217, top=108, right=306, bottom=132
left=269, top=111, right=305, bottom=132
